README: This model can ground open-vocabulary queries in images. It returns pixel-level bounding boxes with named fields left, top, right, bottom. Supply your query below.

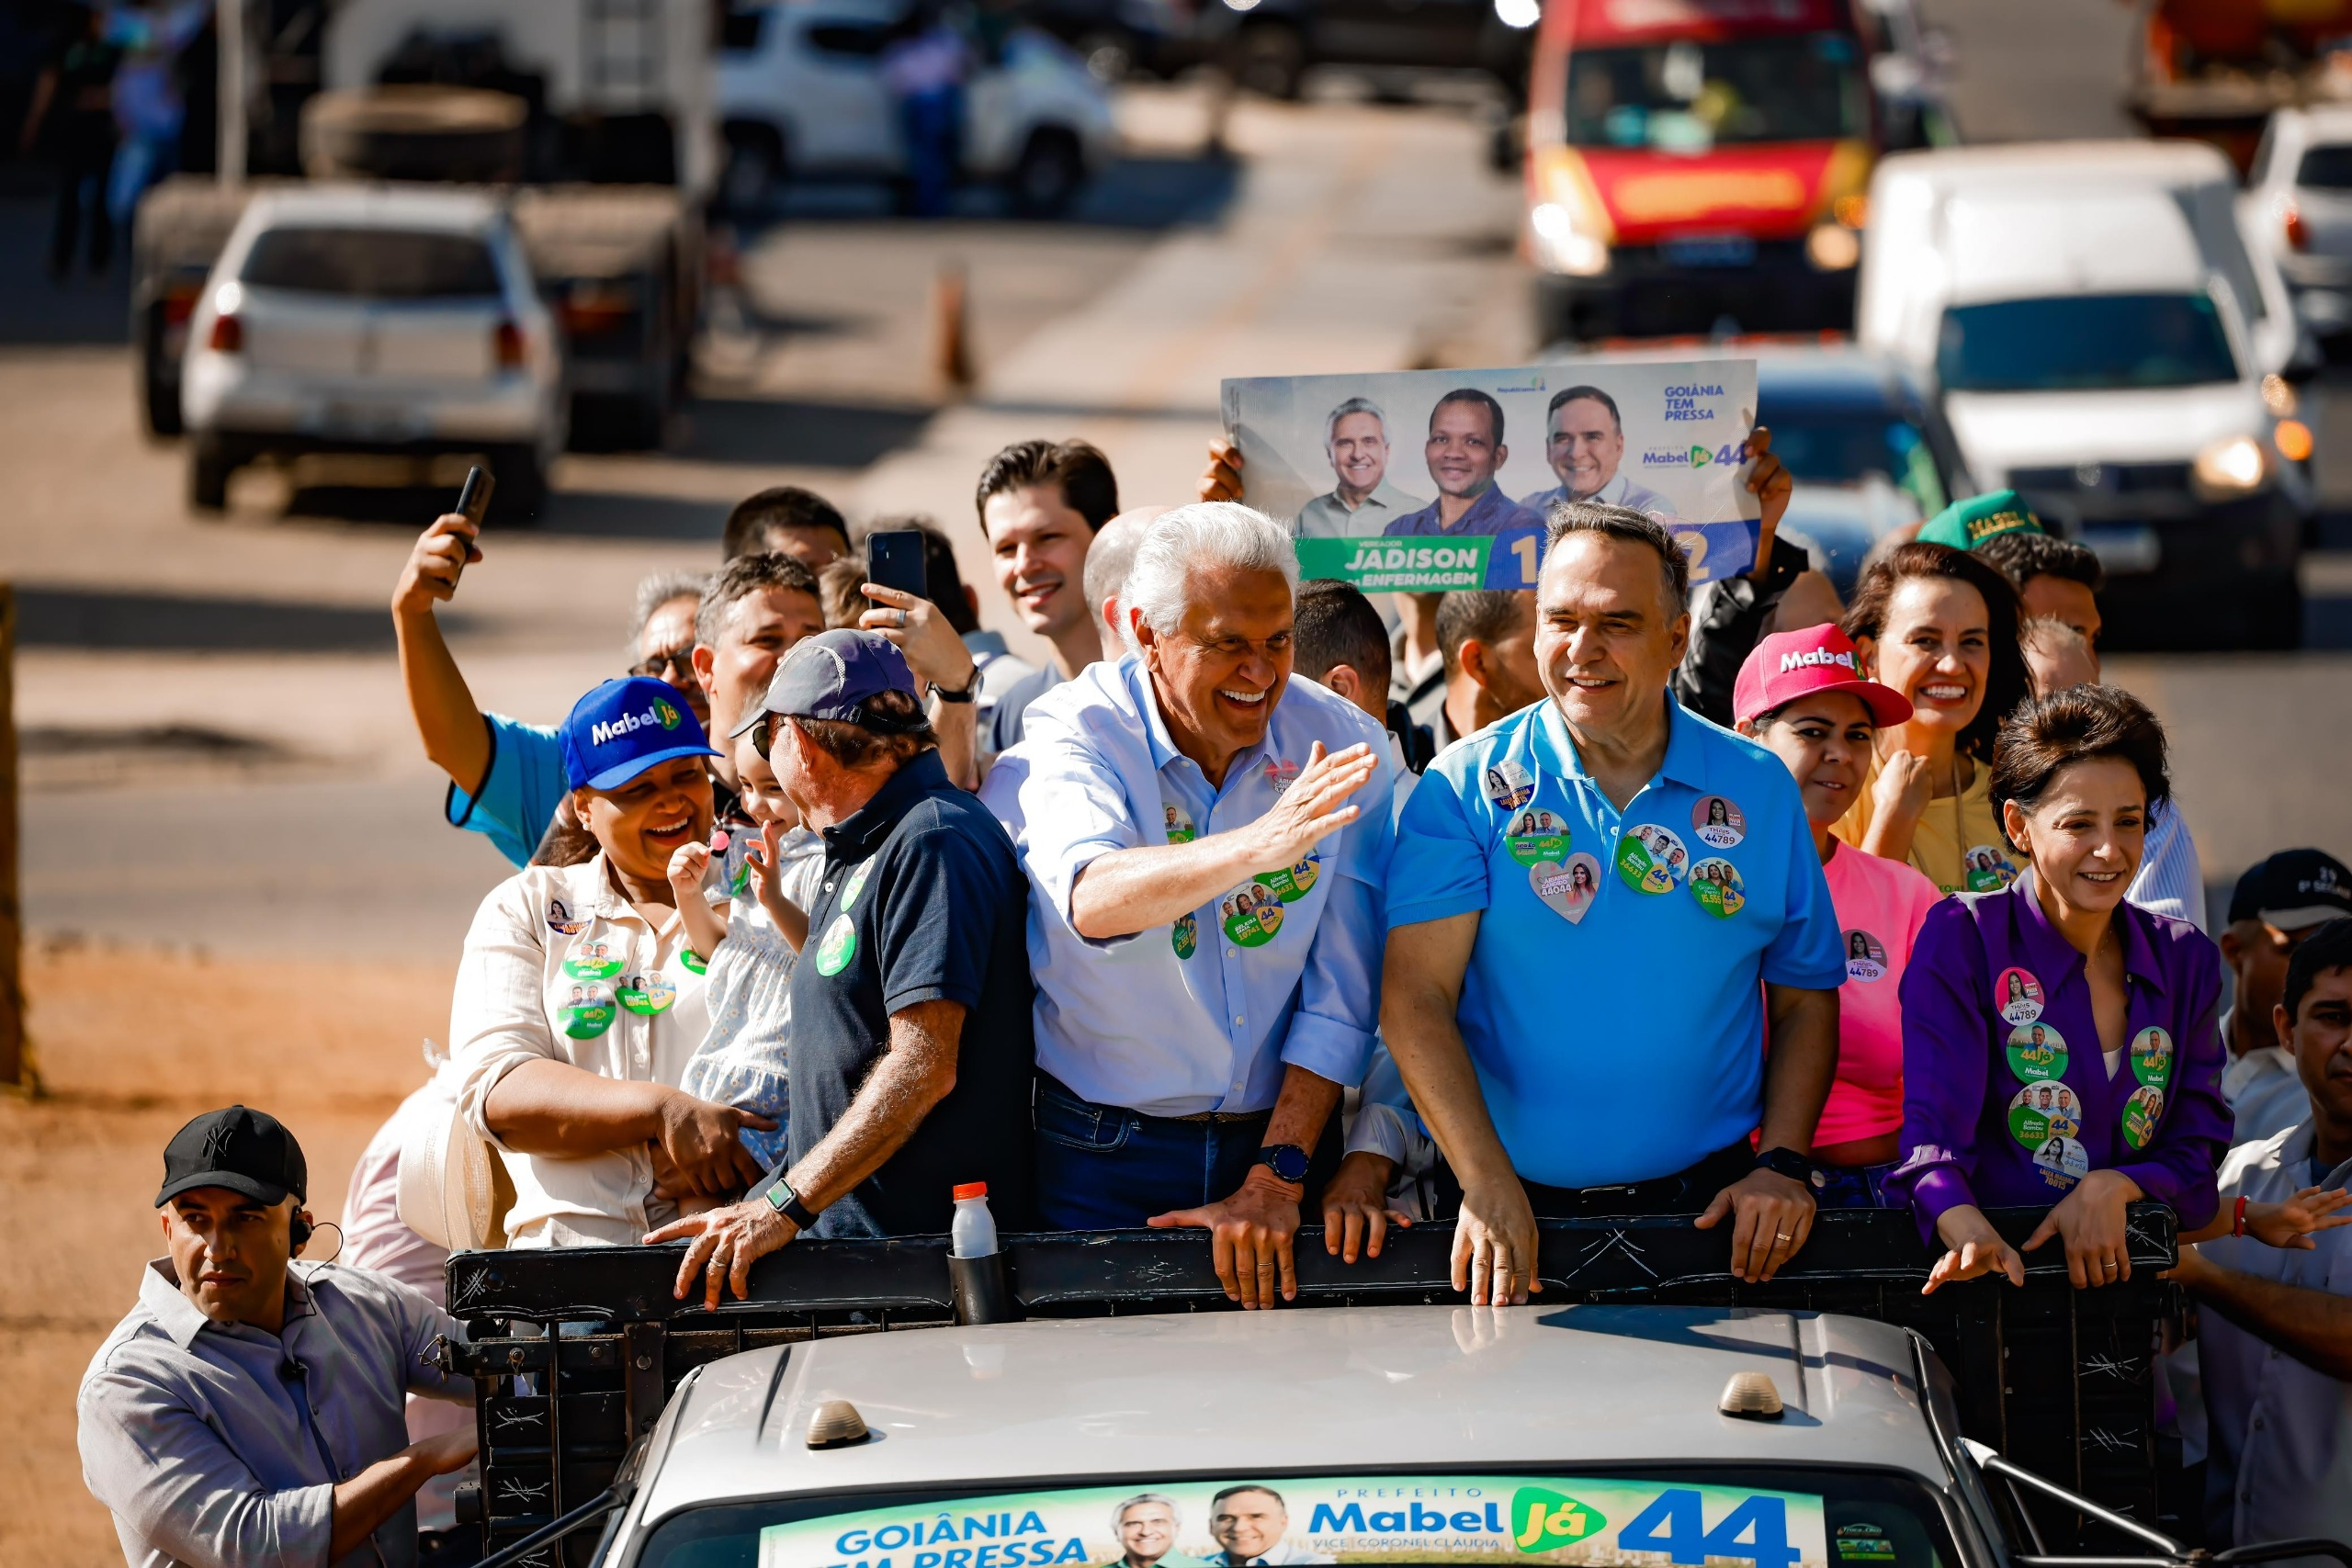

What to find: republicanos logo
left=1640, top=442, right=1744, bottom=470
left=590, top=704, right=680, bottom=746
left=1510, top=1489, right=1609, bottom=1553
left=1779, top=646, right=1857, bottom=674
left=831, top=1508, right=1090, bottom=1568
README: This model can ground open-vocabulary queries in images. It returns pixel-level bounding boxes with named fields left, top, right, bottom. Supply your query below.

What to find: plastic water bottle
left=949, top=1182, right=998, bottom=1258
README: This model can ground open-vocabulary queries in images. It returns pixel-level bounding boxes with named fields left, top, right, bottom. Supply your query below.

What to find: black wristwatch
left=933, top=668, right=979, bottom=705
left=1256, top=1144, right=1312, bottom=1185
left=1754, top=1146, right=1826, bottom=1190
left=763, top=1175, right=820, bottom=1230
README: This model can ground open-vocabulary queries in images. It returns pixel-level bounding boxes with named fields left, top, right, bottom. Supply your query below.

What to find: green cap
left=1917, top=490, right=2043, bottom=551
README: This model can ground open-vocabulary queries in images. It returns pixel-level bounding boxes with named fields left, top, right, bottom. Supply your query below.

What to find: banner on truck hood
left=758, top=1474, right=1830, bottom=1568
left=1221, top=361, right=1763, bottom=591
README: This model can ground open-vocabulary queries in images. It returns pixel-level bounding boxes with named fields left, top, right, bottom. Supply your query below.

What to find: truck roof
left=1872, top=139, right=2235, bottom=197
left=241, top=182, right=507, bottom=232
left=1553, top=0, right=1858, bottom=49
left=633, top=1305, right=1950, bottom=1524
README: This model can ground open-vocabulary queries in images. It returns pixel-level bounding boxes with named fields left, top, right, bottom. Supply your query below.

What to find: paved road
left=3, top=85, right=1527, bottom=958
left=6, top=42, right=2347, bottom=955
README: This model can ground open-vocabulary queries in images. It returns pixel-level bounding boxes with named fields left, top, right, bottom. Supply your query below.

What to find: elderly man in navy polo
left=1381, top=389, right=1545, bottom=539
left=1382, top=497, right=1844, bottom=1306
left=982, top=502, right=1396, bottom=1310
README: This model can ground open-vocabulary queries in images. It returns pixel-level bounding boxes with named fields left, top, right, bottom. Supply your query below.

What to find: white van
left=1857, top=141, right=2314, bottom=649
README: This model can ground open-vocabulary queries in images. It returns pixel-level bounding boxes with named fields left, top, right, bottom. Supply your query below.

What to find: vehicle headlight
left=1530, top=149, right=1612, bottom=277
left=1494, top=0, right=1540, bottom=27
left=2190, top=434, right=2273, bottom=500
left=1804, top=222, right=1860, bottom=270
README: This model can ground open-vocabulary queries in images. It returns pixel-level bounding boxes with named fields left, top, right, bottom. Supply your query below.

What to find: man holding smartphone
left=850, top=526, right=987, bottom=790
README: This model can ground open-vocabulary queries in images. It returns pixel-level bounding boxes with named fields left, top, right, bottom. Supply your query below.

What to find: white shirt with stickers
left=450, top=852, right=718, bottom=1247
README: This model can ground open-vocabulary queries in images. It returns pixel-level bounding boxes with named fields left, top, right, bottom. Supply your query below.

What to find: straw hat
left=397, top=1064, right=506, bottom=1252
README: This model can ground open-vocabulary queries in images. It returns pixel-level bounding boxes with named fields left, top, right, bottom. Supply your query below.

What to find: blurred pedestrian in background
left=1834, top=539, right=2031, bottom=895
left=880, top=0, right=967, bottom=218
left=105, top=0, right=207, bottom=235
left=20, top=3, right=120, bottom=279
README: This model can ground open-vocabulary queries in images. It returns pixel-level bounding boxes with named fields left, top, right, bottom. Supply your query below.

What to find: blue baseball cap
left=560, top=676, right=720, bottom=791
left=730, top=628, right=922, bottom=738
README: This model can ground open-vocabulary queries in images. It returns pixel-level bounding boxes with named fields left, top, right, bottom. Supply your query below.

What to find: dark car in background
left=1196, top=0, right=1538, bottom=101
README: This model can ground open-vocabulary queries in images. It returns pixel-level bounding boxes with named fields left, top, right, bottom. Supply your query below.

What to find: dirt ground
left=0, top=938, right=453, bottom=1568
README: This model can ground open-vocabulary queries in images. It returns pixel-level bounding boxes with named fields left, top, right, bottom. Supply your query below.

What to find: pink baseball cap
left=1732, top=624, right=1913, bottom=728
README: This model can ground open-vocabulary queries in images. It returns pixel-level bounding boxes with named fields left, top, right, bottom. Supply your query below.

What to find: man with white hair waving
left=982, top=502, right=1396, bottom=1309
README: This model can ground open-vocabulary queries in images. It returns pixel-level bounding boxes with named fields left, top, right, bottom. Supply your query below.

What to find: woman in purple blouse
left=1891, top=684, right=2233, bottom=1292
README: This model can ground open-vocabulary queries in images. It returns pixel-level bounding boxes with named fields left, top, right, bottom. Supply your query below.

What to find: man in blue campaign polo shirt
left=1383, top=502, right=1846, bottom=1305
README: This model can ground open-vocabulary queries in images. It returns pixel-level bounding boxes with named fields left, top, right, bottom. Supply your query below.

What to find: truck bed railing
left=440, top=1204, right=2180, bottom=1568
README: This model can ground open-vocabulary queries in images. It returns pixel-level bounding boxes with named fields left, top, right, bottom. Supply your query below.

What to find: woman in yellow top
left=1832, top=541, right=2032, bottom=894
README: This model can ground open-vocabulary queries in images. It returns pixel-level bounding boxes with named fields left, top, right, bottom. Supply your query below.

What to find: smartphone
left=865, top=528, right=928, bottom=601
left=448, top=465, right=494, bottom=583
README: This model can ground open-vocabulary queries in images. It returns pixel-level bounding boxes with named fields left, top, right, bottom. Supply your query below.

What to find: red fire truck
left=1522, top=0, right=1885, bottom=346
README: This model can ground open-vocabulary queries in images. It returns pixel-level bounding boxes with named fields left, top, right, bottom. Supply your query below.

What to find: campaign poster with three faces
left=1220, top=360, right=1762, bottom=592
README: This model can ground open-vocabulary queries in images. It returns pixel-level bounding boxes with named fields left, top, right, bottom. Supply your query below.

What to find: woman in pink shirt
left=1736, top=625, right=1943, bottom=1207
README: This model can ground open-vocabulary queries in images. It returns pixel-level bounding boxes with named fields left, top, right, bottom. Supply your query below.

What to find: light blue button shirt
left=77, top=1258, right=471, bottom=1568
left=1388, top=694, right=1845, bottom=1189
left=980, top=656, right=1395, bottom=1116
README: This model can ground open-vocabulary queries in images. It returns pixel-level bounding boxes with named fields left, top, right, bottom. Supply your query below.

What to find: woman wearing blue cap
left=446, top=676, right=779, bottom=1248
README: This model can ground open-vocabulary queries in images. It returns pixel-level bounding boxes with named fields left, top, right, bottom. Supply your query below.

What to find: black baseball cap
left=2227, top=849, right=2352, bottom=931
left=156, top=1105, right=308, bottom=1208
left=730, top=628, right=922, bottom=738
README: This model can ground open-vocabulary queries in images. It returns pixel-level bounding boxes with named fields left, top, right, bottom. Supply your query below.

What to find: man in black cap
left=78, top=1106, right=477, bottom=1568
left=2222, top=851, right=2352, bottom=1142
left=649, top=630, right=1035, bottom=1308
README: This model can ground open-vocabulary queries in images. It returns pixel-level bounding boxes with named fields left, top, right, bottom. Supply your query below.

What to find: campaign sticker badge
left=1256, top=856, right=1321, bottom=903
left=1483, top=758, right=1535, bottom=812
left=1966, top=844, right=2019, bottom=893
left=547, top=897, right=586, bottom=936
left=1504, top=807, right=1570, bottom=867
left=616, top=970, right=676, bottom=1016
left=814, top=913, right=858, bottom=976
left=1263, top=757, right=1300, bottom=795
left=1845, top=931, right=1888, bottom=982
left=560, top=980, right=616, bottom=1039
left=1220, top=886, right=1284, bottom=947
left=1616, top=825, right=1689, bottom=894
left=679, top=948, right=708, bottom=976
left=2031, top=1134, right=2090, bottom=1192
left=2007, top=1020, right=2067, bottom=1082
left=563, top=938, right=623, bottom=981
left=2007, top=1082, right=2082, bottom=1146
left=1995, top=967, right=2045, bottom=1025
left=838, top=860, right=874, bottom=913
left=1161, top=800, right=1196, bottom=845
left=1531, top=853, right=1601, bottom=924
left=1691, top=795, right=1746, bottom=849
left=2122, top=1084, right=2166, bottom=1151
left=1170, top=911, right=1198, bottom=960
left=2131, top=1026, right=2174, bottom=1089
left=1690, top=857, right=1746, bottom=918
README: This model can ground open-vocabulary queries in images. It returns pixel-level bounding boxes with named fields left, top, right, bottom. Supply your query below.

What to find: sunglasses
left=630, top=647, right=695, bottom=682
left=750, top=714, right=779, bottom=761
